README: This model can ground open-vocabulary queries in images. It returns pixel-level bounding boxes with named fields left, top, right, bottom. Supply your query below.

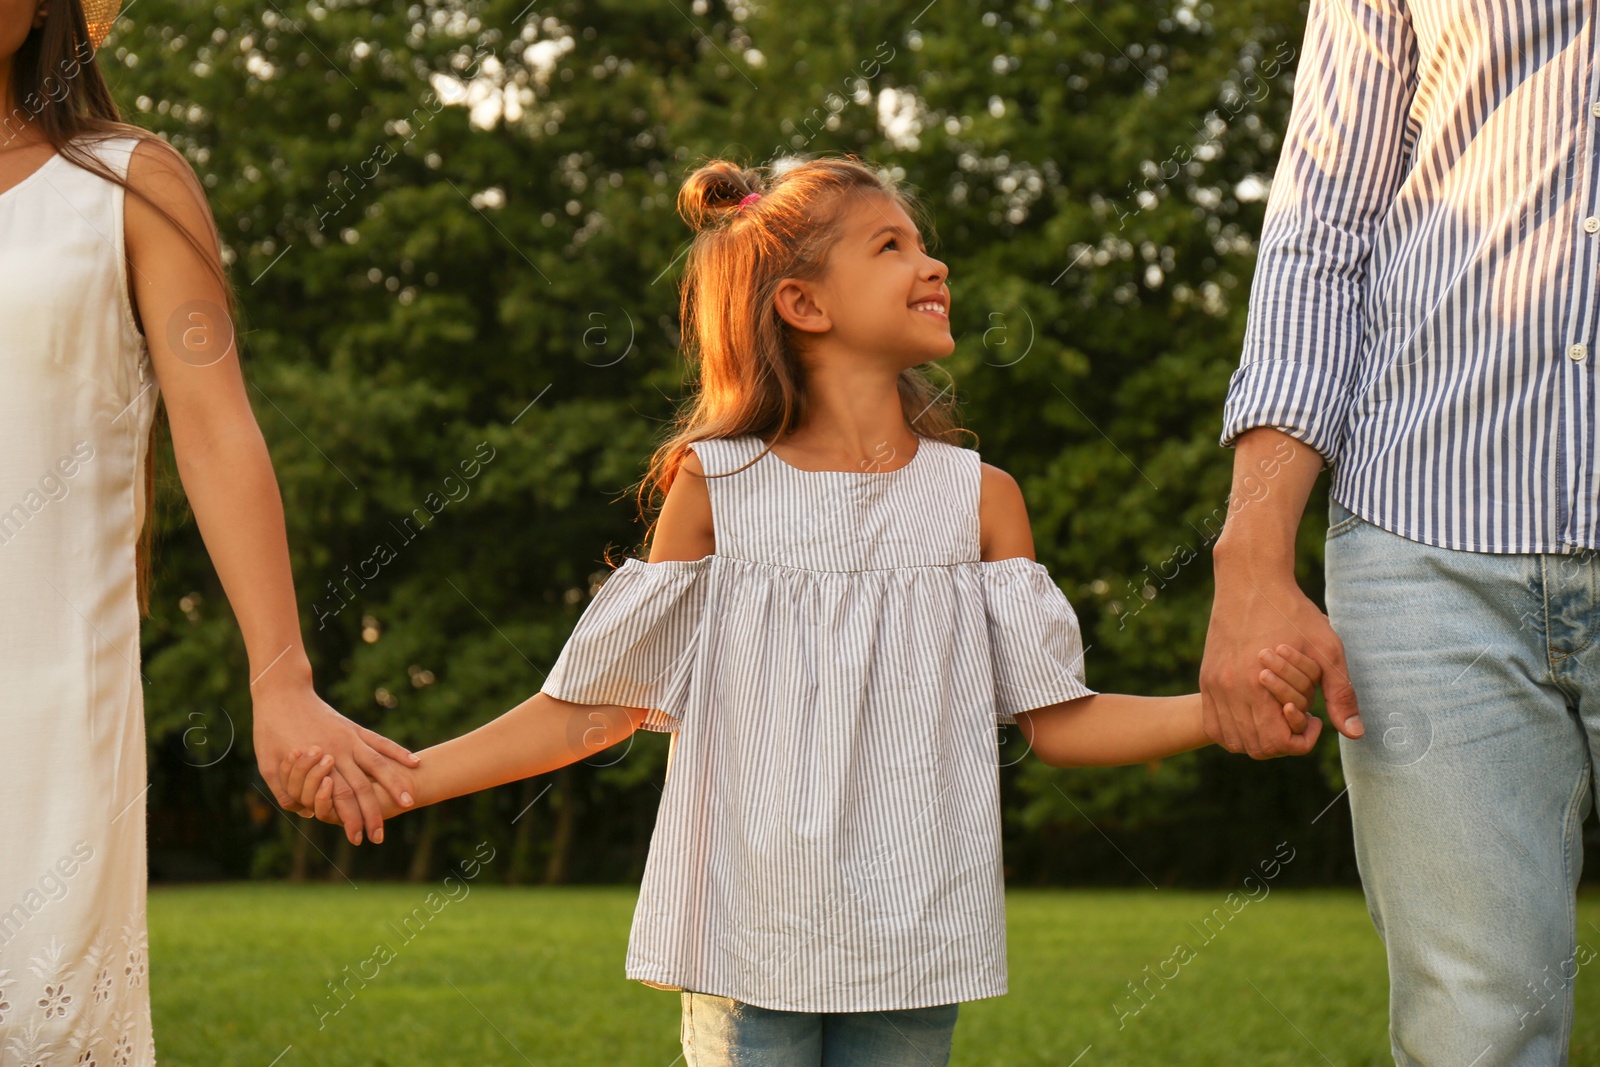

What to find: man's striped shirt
left=1221, top=0, right=1600, bottom=553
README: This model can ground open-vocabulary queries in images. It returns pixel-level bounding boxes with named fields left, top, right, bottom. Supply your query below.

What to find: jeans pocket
left=1326, top=496, right=1366, bottom=541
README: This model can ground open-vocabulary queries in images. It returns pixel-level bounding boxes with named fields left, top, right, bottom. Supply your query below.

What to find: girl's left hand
left=1256, top=643, right=1323, bottom=736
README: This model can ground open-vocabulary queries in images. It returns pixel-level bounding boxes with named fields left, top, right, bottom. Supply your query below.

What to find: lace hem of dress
left=0, top=907, right=155, bottom=1066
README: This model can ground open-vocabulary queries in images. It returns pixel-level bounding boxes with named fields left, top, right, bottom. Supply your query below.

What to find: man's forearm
left=1211, top=427, right=1325, bottom=576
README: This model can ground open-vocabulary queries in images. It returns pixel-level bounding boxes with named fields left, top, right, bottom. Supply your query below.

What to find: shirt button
left=1585, top=216, right=1600, bottom=234
left=1592, top=101, right=1600, bottom=118
left=1571, top=344, right=1588, bottom=362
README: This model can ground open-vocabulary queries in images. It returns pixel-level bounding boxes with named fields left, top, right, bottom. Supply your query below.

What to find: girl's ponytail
left=677, top=161, right=765, bottom=233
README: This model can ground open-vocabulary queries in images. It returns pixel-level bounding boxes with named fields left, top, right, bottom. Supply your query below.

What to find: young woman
left=0, top=0, right=417, bottom=1060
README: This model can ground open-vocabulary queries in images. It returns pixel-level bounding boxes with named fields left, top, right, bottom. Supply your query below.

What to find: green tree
left=118, top=0, right=1350, bottom=887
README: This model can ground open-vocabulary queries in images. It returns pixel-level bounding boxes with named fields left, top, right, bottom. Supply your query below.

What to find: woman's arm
left=284, top=694, right=649, bottom=818
left=124, top=136, right=416, bottom=845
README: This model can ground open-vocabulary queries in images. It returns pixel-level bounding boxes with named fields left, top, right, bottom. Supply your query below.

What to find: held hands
left=1201, top=560, right=1363, bottom=759
left=1255, top=643, right=1321, bottom=735
left=280, top=748, right=409, bottom=831
left=253, top=680, right=419, bottom=845
left=269, top=659, right=1322, bottom=815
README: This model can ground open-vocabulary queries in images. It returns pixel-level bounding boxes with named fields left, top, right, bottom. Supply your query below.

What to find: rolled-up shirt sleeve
left=1219, top=0, right=1418, bottom=465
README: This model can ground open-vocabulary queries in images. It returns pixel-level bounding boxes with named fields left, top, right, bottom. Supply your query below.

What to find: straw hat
left=81, top=0, right=122, bottom=47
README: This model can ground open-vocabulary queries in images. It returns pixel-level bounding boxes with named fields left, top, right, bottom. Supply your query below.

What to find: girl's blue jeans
left=1326, top=496, right=1600, bottom=1067
left=678, top=990, right=959, bottom=1066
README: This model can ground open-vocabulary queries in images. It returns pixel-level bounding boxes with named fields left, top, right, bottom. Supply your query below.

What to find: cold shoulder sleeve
left=978, top=556, right=1098, bottom=724
left=540, top=556, right=713, bottom=732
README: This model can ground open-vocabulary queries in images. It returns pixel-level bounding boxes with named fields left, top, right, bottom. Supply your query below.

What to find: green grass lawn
left=149, top=885, right=1600, bottom=1065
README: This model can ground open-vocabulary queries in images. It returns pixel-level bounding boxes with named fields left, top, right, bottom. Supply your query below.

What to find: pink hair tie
left=736, top=192, right=763, bottom=211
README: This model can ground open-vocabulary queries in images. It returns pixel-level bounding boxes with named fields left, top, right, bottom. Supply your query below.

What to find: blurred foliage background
left=108, top=0, right=1504, bottom=888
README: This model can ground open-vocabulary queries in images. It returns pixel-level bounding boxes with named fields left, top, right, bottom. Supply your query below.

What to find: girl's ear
left=33, top=3, right=50, bottom=30
left=773, top=277, right=831, bottom=335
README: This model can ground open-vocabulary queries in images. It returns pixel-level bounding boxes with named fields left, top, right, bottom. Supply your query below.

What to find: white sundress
left=0, top=135, right=161, bottom=1064
left=540, top=432, right=1097, bottom=1013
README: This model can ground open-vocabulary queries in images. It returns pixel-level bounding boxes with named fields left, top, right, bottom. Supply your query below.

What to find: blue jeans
left=678, top=991, right=959, bottom=1066
left=1325, top=495, right=1600, bottom=1066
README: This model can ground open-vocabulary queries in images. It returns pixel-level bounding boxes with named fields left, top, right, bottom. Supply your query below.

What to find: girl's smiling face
left=775, top=190, right=954, bottom=367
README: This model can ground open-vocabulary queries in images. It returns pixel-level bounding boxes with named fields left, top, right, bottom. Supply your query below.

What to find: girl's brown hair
left=631, top=154, right=970, bottom=556
left=7, top=0, right=236, bottom=616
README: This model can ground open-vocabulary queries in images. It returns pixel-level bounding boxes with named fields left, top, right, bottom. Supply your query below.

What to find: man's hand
left=252, top=677, right=418, bottom=845
left=1202, top=561, right=1362, bottom=758
left=1200, top=427, right=1362, bottom=759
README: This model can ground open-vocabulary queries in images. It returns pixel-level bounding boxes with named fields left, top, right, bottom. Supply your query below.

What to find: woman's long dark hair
left=8, top=0, right=236, bottom=616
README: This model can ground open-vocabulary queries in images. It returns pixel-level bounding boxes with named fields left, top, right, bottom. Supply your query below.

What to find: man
left=1201, top=0, right=1600, bottom=1064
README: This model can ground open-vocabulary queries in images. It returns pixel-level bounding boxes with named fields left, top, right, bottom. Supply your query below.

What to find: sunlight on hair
left=768, top=154, right=807, bottom=178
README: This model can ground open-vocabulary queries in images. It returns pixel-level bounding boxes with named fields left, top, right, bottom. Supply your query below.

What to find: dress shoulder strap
left=684, top=435, right=760, bottom=477
left=919, top=437, right=983, bottom=560
left=71, top=132, right=145, bottom=181
left=681, top=435, right=763, bottom=560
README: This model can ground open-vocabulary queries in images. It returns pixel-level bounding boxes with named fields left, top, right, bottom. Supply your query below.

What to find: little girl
left=282, top=154, right=1318, bottom=1066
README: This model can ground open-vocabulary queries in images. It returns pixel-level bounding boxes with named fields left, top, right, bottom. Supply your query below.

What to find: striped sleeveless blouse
left=540, top=432, right=1096, bottom=1012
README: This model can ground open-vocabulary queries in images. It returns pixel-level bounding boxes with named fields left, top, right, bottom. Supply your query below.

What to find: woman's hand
left=122, top=139, right=419, bottom=847
left=280, top=748, right=404, bottom=828
left=253, top=674, right=417, bottom=844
